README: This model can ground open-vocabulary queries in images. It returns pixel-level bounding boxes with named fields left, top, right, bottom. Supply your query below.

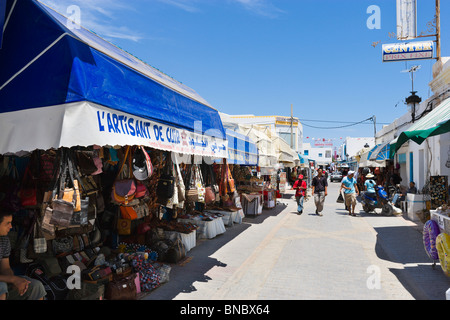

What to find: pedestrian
left=293, top=174, right=307, bottom=215
left=340, top=170, right=359, bottom=216
left=311, top=168, right=328, bottom=216
left=0, top=211, right=46, bottom=300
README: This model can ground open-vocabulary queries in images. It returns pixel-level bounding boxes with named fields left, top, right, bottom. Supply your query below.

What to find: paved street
left=145, top=181, right=450, bottom=300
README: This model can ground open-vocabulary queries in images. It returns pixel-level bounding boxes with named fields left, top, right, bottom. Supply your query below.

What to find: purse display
left=105, top=274, right=137, bottom=300
left=112, top=147, right=136, bottom=205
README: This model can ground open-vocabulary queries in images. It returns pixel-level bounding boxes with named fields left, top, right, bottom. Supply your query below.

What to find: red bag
left=18, top=166, right=37, bottom=207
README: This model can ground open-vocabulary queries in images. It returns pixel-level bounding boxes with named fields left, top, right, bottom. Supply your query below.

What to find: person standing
left=340, top=171, right=359, bottom=216
left=311, top=168, right=328, bottom=216
left=293, top=174, right=307, bottom=215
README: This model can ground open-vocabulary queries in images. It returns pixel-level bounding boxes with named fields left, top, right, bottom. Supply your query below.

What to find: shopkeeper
left=0, top=211, right=46, bottom=300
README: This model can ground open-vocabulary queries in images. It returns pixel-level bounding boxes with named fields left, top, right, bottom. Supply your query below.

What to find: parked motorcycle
left=360, top=185, right=394, bottom=216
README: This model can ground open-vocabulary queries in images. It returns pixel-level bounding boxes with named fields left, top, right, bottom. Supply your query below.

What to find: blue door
left=409, top=152, right=414, bottom=183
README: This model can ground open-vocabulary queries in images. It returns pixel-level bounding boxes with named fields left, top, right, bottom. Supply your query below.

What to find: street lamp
left=406, top=91, right=421, bottom=123
left=402, top=65, right=422, bottom=123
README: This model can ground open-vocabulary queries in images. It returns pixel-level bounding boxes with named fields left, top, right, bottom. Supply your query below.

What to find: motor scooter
left=360, top=185, right=394, bottom=216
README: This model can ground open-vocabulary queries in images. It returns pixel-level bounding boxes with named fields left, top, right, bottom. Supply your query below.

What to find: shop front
left=0, top=0, right=243, bottom=300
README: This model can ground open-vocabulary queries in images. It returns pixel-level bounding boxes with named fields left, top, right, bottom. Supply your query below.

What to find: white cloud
left=39, top=0, right=145, bottom=42
left=231, top=0, right=285, bottom=18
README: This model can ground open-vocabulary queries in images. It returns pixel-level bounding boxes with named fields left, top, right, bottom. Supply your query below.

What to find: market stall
left=0, top=0, right=235, bottom=300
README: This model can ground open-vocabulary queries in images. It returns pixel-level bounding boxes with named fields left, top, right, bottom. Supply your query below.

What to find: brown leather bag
left=105, top=274, right=137, bottom=300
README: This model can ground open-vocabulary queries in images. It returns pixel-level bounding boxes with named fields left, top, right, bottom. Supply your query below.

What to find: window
left=325, top=150, right=331, bottom=158
left=304, top=150, right=309, bottom=156
left=319, top=153, right=323, bottom=158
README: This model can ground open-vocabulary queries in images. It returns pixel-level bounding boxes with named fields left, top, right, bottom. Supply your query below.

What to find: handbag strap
left=115, top=146, right=131, bottom=181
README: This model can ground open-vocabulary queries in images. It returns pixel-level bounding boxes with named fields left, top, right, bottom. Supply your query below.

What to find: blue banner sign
left=382, top=41, right=434, bottom=62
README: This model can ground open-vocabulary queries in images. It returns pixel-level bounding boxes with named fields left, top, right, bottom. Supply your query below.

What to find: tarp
left=271, top=135, right=299, bottom=167
left=390, top=97, right=450, bottom=158
left=225, top=129, right=258, bottom=166
left=0, top=0, right=6, bottom=49
left=368, top=142, right=390, bottom=161
left=298, top=153, right=311, bottom=168
left=239, top=125, right=277, bottom=168
left=0, top=0, right=226, bottom=157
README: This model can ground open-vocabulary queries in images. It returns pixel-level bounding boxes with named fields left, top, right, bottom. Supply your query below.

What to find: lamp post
left=406, top=91, right=421, bottom=123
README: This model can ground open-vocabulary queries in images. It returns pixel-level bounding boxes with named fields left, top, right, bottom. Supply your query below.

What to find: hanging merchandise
left=49, top=149, right=88, bottom=228
left=220, top=160, right=235, bottom=196
left=132, top=146, right=153, bottom=181
left=185, top=164, right=199, bottom=203
left=18, top=165, right=38, bottom=208
left=156, top=153, right=175, bottom=206
left=112, top=147, right=136, bottom=205
left=429, top=176, right=448, bottom=209
left=174, top=156, right=186, bottom=205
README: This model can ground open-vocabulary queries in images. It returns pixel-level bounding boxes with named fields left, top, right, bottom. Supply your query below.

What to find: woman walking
left=293, top=174, right=307, bottom=214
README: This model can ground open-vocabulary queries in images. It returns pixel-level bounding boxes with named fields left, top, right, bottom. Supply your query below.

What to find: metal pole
left=291, top=104, right=294, bottom=149
left=436, top=0, right=441, bottom=60
left=373, top=115, right=377, bottom=141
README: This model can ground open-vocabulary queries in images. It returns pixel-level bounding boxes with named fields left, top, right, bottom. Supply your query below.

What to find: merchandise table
left=205, top=210, right=243, bottom=226
left=163, top=230, right=197, bottom=252
left=241, top=193, right=263, bottom=216
left=178, top=216, right=226, bottom=239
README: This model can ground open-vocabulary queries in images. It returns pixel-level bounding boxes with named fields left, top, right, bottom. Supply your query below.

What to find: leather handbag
left=185, top=164, right=199, bottom=202
left=71, top=198, right=89, bottom=226
left=112, top=147, right=136, bottom=205
left=105, top=274, right=137, bottom=300
left=117, top=218, right=132, bottom=235
left=156, top=155, right=175, bottom=205
left=52, top=236, right=73, bottom=255
left=220, top=160, right=235, bottom=196
left=50, top=199, right=74, bottom=228
left=135, top=181, right=148, bottom=198
left=119, top=205, right=138, bottom=220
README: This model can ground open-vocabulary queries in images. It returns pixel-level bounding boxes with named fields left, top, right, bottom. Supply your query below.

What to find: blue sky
left=40, top=0, right=449, bottom=148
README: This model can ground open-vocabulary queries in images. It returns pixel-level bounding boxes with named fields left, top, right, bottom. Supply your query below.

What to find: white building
left=227, top=115, right=304, bottom=154
left=376, top=57, right=450, bottom=191
left=302, top=142, right=333, bottom=167
left=338, top=137, right=376, bottom=162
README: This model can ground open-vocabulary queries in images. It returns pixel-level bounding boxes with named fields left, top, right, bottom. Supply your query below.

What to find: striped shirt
left=0, top=236, right=11, bottom=260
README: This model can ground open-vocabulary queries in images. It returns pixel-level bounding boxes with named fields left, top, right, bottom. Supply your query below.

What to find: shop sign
left=95, top=105, right=227, bottom=158
left=382, top=41, right=434, bottom=62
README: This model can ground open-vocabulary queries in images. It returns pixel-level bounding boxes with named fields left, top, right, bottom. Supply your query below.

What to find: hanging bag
left=18, top=165, right=38, bottom=208
left=185, top=164, right=199, bottom=203
left=50, top=150, right=75, bottom=228
left=156, top=154, right=175, bottom=205
left=174, top=156, right=186, bottom=203
left=112, top=147, right=136, bottom=205
left=33, top=217, right=48, bottom=254
left=203, top=164, right=216, bottom=205
left=195, top=165, right=205, bottom=204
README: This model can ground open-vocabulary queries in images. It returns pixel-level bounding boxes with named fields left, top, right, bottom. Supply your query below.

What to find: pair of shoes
left=298, top=210, right=303, bottom=215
